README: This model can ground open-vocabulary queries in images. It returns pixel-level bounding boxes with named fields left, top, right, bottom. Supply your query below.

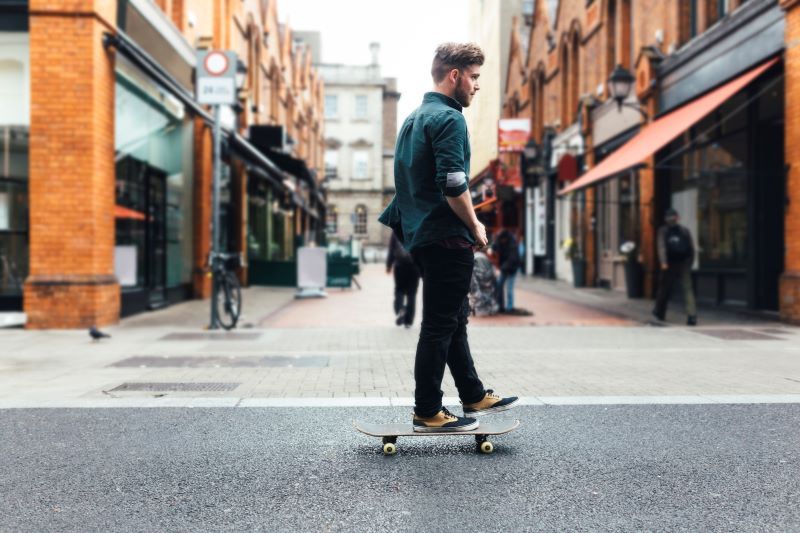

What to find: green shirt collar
left=423, top=91, right=463, bottom=112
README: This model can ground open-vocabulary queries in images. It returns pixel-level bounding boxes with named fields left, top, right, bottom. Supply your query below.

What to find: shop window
left=354, top=95, right=368, bottom=119
left=326, top=205, right=338, bottom=234
left=352, top=151, right=369, bottom=179
left=114, top=63, right=194, bottom=296
left=354, top=205, right=367, bottom=235
left=0, top=126, right=28, bottom=299
left=325, top=149, right=339, bottom=179
left=0, top=44, right=29, bottom=302
left=325, top=94, right=338, bottom=119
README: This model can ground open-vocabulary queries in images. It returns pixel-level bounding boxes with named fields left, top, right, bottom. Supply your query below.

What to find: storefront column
left=583, top=150, right=596, bottom=287
left=24, top=0, right=119, bottom=328
left=780, top=0, right=800, bottom=323
left=639, top=96, right=659, bottom=299
left=193, top=118, right=212, bottom=298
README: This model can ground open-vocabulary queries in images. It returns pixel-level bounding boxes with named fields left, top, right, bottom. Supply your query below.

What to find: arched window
left=680, top=0, right=699, bottom=44
left=606, top=0, right=616, bottom=77
left=353, top=204, right=367, bottom=235
left=570, top=31, right=580, bottom=125
left=326, top=205, right=338, bottom=234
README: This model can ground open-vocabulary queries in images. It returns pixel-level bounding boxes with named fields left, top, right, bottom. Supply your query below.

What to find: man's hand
left=661, top=263, right=668, bottom=270
left=386, top=266, right=392, bottom=275
left=471, top=220, right=488, bottom=248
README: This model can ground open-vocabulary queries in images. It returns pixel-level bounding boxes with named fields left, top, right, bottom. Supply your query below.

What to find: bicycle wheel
left=215, top=271, right=241, bottom=330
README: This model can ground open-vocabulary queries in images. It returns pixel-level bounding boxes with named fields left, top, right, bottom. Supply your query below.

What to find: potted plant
left=563, top=237, right=586, bottom=288
left=620, top=241, right=643, bottom=298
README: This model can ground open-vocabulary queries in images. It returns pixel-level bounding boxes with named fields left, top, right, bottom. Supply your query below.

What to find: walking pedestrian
left=653, top=208, right=698, bottom=326
left=379, top=42, right=518, bottom=432
left=386, top=232, right=420, bottom=328
left=490, top=229, right=521, bottom=313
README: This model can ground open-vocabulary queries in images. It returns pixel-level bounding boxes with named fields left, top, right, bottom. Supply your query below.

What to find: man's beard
left=454, top=83, right=473, bottom=107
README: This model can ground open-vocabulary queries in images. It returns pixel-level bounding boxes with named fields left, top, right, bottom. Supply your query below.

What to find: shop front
left=0, top=23, right=28, bottom=312
left=656, top=65, right=784, bottom=310
left=550, top=124, right=584, bottom=284
left=114, top=57, right=195, bottom=316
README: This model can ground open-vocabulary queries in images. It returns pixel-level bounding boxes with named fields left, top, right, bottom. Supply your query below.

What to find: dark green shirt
left=378, top=92, right=475, bottom=251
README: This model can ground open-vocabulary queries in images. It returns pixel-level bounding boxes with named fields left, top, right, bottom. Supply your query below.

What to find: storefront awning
left=474, top=197, right=498, bottom=213
left=266, top=150, right=316, bottom=188
left=559, top=57, right=779, bottom=196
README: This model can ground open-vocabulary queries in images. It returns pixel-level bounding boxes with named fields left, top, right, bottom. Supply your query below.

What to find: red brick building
left=500, top=0, right=800, bottom=322
left=0, top=0, right=324, bottom=328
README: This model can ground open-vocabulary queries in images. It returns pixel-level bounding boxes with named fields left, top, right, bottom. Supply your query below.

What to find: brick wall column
left=24, top=0, right=119, bottom=329
left=639, top=96, right=659, bottom=298
left=193, top=118, right=212, bottom=298
left=780, top=0, right=800, bottom=323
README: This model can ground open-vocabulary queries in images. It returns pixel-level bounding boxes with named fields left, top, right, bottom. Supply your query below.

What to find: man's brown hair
left=431, top=42, right=485, bottom=83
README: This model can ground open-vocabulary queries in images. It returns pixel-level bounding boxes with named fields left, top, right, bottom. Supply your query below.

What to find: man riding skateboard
left=379, top=43, right=518, bottom=432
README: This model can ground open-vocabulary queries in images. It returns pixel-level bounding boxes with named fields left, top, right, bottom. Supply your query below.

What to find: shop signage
left=498, top=118, right=530, bottom=153
left=196, top=50, right=237, bottom=105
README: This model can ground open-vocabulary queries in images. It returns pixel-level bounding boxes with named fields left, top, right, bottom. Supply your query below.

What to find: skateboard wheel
left=479, top=441, right=494, bottom=454
left=383, top=442, right=397, bottom=455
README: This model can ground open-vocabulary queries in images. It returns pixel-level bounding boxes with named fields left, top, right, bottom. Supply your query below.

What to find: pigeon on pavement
left=89, top=326, right=111, bottom=341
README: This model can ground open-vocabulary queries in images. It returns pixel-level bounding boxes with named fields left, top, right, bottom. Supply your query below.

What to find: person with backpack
left=386, top=232, right=420, bottom=328
left=653, top=208, right=697, bottom=326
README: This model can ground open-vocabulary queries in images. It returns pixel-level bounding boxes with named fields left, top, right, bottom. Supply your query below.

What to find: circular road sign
left=204, top=51, right=229, bottom=76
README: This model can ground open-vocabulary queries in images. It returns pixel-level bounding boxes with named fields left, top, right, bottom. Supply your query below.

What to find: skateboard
left=353, top=419, right=520, bottom=455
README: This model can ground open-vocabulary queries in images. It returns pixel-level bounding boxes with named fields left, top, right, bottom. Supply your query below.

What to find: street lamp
left=607, top=64, right=635, bottom=110
left=607, top=64, right=648, bottom=119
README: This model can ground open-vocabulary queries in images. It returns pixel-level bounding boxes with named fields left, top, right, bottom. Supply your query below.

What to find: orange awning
left=559, top=57, right=779, bottom=196
left=114, top=205, right=146, bottom=220
left=474, top=197, right=498, bottom=212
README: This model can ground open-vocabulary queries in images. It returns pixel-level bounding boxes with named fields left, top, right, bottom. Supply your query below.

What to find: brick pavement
left=1, top=263, right=799, bottom=405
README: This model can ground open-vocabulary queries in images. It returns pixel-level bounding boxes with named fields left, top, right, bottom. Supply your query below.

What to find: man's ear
left=448, top=68, right=460, bottom=85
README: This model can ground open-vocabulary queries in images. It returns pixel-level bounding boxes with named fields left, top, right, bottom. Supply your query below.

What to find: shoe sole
left=463, top=398, right=519, bottom=418
left=412, top=420, right=480, bottom=433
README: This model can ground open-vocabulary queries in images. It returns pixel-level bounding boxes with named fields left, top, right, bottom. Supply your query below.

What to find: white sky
left=278, top=0, right=470, bottom=123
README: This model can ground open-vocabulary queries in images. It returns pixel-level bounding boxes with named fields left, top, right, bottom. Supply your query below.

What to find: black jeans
left=393, top=261, right=420, bottom=326
left=412, top=244, right=485, bottom=417
left=654, top=261, right=697, bottom=318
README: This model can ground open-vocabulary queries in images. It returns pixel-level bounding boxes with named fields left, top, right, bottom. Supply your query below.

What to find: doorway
left=115, top=156, right=167, bottom=315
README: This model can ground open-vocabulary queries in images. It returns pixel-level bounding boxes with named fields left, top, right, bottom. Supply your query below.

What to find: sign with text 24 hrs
left=196, top=50, right=237, bottom=105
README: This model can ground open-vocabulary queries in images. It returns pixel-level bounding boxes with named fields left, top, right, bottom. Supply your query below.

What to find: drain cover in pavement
left=759, top=328, right=792, bottom=336
left=108, top=382, right=241, bottom=392
left=109, top=355, right=330, bottom=368
left=694, top=329, right=780, bottom=341
left=158, top=332, right=262, bottom=341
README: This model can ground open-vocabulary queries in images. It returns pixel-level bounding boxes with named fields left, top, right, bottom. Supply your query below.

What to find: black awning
left=264, top=150, right=315, bottom=188
left=228, top=134, right=286, bottom=192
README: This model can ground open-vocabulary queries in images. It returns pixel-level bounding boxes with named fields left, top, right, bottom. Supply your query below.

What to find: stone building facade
left=318, top=45, right=399, bottom=255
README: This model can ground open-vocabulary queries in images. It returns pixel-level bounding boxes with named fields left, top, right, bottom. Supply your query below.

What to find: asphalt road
left=1, top=405, right=799, bottom=532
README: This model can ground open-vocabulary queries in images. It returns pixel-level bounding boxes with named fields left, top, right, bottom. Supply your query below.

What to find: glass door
left=146, top=168, right=167, bottom=308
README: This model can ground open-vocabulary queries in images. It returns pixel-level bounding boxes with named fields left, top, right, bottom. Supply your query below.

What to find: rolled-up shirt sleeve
left=430, top=112, right=469, bottom=197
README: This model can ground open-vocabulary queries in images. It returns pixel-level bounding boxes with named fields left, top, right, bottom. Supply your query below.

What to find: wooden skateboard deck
left=354, top=419, right=520, bottom=455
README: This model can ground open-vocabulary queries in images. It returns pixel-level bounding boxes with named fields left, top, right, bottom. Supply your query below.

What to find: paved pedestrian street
left=2, top=264, right=800, bottom=531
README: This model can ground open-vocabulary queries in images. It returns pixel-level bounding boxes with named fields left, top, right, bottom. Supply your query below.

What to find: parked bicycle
left=207, top=251, right=242, bottom=330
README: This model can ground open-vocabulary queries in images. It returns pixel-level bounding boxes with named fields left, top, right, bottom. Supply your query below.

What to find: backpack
left=665, top=226, right=692, bottom=262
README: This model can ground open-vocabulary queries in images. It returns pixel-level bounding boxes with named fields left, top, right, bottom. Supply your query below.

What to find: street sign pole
left=196, top=49, right=237, bottom=330
left=210, top=104, right=221, bottom=329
